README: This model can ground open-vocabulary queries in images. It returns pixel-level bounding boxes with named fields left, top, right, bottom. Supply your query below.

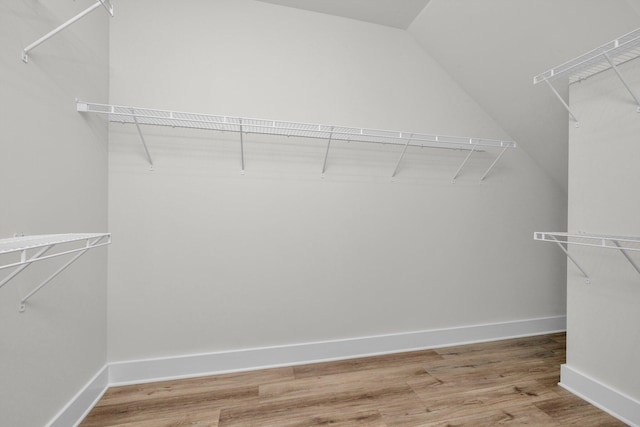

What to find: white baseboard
left=560, top=364, right=640, bottom=427
left=46, top=365, right=109, bottom=427
left=109, top=315, right=566, bottom=386
left=47, top=315, right=567, bottom=426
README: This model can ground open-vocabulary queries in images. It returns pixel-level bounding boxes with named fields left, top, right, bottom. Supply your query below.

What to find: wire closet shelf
left=77, top=101, right=516, bottom=180
left=533, top=28, right=640, bottom=121
left=534, top=232, right=640, bottom=282
left=79, top=102, right=515, bottom=150
left=533, top=28, right=640, bottom=85
left=0, top=233, right=111, bottom=312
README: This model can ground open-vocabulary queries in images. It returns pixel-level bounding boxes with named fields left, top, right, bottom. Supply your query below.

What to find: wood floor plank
left=536, top=392, right=626, bottom=426
left=81, top=334, right=626, bottom=427
left=293, top=349, right=442, bottom=379
left=102, top=408, right=221, bottom=427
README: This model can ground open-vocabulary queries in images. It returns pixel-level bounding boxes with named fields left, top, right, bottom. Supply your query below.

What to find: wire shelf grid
left=534, top=28, right=640, bottom=85
left=534, top=232, right=640, bottom=281
left=79, top=102, right=516, bottom=151
left=534, top=232, right=640, bottom=252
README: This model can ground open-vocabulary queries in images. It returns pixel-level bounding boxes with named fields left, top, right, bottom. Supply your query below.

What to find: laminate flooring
left=81, top=333, right=626, bottom=426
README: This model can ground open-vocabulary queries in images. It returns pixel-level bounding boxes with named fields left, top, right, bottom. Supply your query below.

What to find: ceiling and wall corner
left=255, top=0, right=431, bottom=29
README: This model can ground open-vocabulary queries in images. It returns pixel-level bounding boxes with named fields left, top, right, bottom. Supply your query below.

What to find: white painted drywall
left=107, top=0, right=567, bottom=362
left=0, top=2, right=109, bottom=426
left=566, top=59, right=640, bottom=400
left=408, top=0, right=640, bottom=194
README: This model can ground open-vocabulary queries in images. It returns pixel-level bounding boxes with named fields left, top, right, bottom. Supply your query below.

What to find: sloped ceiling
left=409, top=0, right=640, bottom=193
left=256, top=0, right=640, bottom=192
left=255, top=0, right=431, bottom=29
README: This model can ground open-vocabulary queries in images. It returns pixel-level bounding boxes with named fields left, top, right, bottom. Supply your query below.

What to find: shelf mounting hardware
left=603, top=52, right=640, bottom=111
left=239, top=119, right=245, bottom=175
left=131, top=108, right=154, bottom=169
left=611, top=239, right=640, bottom=275
left=22, top=0, right=114, bottom=63
left=321, top=127, right=334, bottom=176
left=0, top=234, right=111, bottom=312
left=0, top=246, right=53, bottom=290
left=480, top=146, right=509, bottom=182
left=543, top=79, right=580, bottom=124
left=391, top=134, right=412, bottom=178
left=534, top=232, right=640, bottom=282
left=452, top=140, right=478, bottom=183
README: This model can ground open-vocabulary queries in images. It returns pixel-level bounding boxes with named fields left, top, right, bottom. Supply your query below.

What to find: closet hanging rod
left=76, top=101, right=516, bottom=151
left=22, top=0, right=114, bottom=63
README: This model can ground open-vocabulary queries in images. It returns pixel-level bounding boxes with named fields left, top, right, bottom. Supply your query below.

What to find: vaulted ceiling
left=256, top=0, right=640, bottom=193
left=256, top=0, right=431, bottom=29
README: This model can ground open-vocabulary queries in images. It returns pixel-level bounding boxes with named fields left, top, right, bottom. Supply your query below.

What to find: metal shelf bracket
left=451, top=140, right=477, bottom=183
left=131, top=108, right=154, bottom=170
left=239, top=119, right=245, bottom=175
left=391, top=134, right=412, bottom=178
left=22, top=0, right=114, bottom=63
left=543, top=79, right=580, bottom=125
left=603, top=52, right=640, bottom=111
left=480, top=146, right=510, bottom=182
left=321, top=127, right=334, bottom=176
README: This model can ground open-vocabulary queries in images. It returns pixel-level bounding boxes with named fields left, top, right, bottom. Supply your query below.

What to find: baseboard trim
left=46, top=364, right=109, bottom=427
left=560, top=364, right=640, bottom=427
left=47, top=316, right=567, bottom=426
left=109, top=315, right=566, bottom=386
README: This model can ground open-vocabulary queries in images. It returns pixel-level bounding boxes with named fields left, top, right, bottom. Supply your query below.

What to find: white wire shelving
left=534, top=28, right=640, bottom=123
left=0, top=233, right=111, bottom=312
left=77, top=101, right=516, bottom=181
left=22, top=0, right=114, bottom=63
left=534, top=232, right=640, bottom=282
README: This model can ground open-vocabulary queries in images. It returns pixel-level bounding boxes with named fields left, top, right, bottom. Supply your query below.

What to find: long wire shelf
left=534, top=232, right=640, bottom=282
left=533, top=28, right=640, bottom=122
left=0, top=233, right=111, bottom=312
left=78, top=101, right=516, bottom=180
left=534, top=28, right=640, bottom=85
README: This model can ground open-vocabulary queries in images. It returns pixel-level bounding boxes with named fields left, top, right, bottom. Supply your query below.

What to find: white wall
left=107, top=0, right=566, bottom=363
left=0, top=2, right=109, bottom=426
left=566, top=59, right=640, bottom=402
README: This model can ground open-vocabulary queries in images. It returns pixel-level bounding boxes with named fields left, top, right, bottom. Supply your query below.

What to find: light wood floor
left=81, top=333, right=626, bottom=426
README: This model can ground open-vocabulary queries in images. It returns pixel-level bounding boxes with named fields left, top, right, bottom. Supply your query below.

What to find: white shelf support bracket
left=239, top=120, right=245, bottom=175
left=18, top=235, right=108, bottom=313
left=22, top=0, right=113, bottom=63
left=131, top=109, right=154, bottom=169
left=543, top=79, right=579, bottom=124
left=603, top=53, right=640, bottom=112
left=452, top=142, right=478, bottom=183
left=611, top=239, right=640, bottom=276
left=391, top=134, right=412, bottom=178
left=321, top=128, right=334, bottom=176
left=480, top=146, right=509, bottom=181
left=549, top=235, right=590, bottom=283
left=0, top=245, right=53, bottom=290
